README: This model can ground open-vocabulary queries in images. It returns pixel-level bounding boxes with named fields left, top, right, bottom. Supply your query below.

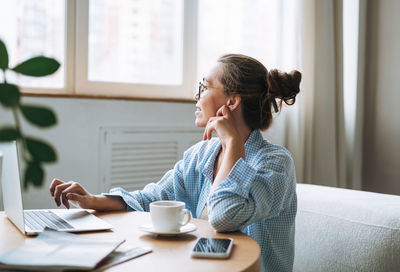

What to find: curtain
left=268, top=0, right=366, bottom=189
left=303, top=0, right=347, bottom=188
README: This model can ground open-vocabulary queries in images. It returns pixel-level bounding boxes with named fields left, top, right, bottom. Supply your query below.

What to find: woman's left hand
left=203, top=105, right=241, bottom=147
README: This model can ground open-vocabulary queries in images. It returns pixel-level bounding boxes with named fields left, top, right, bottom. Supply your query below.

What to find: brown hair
left=217, top=54, right=301, bottom=130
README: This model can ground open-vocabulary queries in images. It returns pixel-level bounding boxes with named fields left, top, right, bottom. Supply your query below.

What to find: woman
left=50, top=54, right=301, bottom=272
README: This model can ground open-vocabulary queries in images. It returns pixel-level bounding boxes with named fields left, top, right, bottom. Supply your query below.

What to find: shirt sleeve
left=207, top=150, right=296, bottom=232
left=103, top=158, right=186, bottom=212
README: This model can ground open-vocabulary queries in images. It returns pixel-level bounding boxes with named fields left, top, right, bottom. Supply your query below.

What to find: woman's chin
left=195, top=118, right=206, bottom=128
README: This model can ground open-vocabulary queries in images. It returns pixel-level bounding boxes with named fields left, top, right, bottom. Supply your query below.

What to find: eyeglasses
left=198, top=78, right=207, bottom=99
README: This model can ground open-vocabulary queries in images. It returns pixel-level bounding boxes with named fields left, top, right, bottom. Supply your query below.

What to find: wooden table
left=0, top=211, right=260, bottom=272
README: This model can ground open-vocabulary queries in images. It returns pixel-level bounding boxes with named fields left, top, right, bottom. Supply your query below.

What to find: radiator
left=99, top=126, right=203, bottom=192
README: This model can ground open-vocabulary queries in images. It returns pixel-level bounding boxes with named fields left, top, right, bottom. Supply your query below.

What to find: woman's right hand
left=49, top=179, right=96, bottom=209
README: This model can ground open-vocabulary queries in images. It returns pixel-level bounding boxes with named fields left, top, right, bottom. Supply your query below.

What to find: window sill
left=22, top=92, right=195, bottom=103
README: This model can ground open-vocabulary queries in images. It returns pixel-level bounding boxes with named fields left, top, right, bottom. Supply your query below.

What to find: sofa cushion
left=294, top=184, right=400, bottom=272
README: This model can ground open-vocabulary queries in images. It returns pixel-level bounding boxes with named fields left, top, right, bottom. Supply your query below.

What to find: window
left=0, top=0, right=300, bottom=101
left=343, top=0, right=359, bottom=142
left=0, top=0, right=65, bottom=89
left=75, top=0, right=193, bottom=100
left=197, top=0, right=302, bottom=82
left=198, top=0, right=281, bottom=79
left=88, top=0, right=183, bottom=85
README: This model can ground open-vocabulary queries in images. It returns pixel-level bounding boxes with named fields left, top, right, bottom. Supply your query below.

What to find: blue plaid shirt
left=107, top=129, right=297, bottom=272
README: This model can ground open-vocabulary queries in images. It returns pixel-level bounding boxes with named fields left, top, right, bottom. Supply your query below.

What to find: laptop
left=0, top=141, right=113, bottom=236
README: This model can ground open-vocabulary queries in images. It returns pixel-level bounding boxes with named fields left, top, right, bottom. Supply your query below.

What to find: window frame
left=21, top=0, right=198, bottom=102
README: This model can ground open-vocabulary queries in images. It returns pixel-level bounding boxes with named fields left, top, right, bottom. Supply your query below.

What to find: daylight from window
left=0, top=0, right=300, bottom=99
left=88, top=0, right=184, bottom=85
left=0, top=0, right=65, bottom=88
left=197, top=0, right=284, bottom=80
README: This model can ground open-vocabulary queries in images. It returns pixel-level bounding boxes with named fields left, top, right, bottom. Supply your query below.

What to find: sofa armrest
left=294, top=183, right=400, bottom=272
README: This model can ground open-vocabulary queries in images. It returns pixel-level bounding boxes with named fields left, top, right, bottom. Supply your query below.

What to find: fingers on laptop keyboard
left=49, top=178, right=65, bottom=197
left=53, top=182, right=73, bottom=207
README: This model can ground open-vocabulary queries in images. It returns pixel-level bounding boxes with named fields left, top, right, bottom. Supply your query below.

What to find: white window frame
left=21, top=0, right=198, bottom=101
left=75, top=0, right=198, bottom=100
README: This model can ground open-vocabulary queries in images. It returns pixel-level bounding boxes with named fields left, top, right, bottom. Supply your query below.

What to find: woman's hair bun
left=267, top=69, right=301, bottom=107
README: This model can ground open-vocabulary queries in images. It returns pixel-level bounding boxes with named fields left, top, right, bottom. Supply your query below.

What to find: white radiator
left=99, top=127, right=203, bottom=192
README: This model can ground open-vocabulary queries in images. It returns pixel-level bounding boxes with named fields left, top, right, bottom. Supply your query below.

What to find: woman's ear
left=226, top=94, right=242, bottom=111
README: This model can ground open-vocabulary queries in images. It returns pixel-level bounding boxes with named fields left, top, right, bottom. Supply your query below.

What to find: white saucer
left=139, top=223, right=197, bottom=236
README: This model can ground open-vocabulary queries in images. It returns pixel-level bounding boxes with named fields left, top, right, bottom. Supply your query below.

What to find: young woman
left=50, top=54, right=301, bottom=272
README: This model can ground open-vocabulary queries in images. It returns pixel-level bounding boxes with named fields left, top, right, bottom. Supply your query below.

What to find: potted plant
left=0, top=39, right=60, bottom=189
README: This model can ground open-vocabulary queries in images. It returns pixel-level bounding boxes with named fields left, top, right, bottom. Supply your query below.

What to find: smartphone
left=191, top=238, right=234, bottom=259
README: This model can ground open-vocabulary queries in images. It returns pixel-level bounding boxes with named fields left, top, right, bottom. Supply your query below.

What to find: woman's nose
left=194, top=92, right=200, bottom=101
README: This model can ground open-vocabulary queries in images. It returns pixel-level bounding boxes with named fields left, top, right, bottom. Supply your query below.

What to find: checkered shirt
left=106, top=129, right=297, bottom=272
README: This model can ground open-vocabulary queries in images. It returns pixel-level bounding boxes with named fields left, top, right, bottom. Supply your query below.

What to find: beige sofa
left=294, top=184, right=400, bottom=272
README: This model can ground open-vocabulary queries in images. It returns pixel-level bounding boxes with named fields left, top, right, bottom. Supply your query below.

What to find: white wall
left=0, top=96, right=196, bottom=209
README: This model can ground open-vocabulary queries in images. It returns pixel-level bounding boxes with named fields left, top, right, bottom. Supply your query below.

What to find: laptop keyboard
left=24, top=210, right=74, bottom=231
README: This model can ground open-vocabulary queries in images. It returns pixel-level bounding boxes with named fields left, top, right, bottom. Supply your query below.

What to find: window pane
left=88, top=0, right=183, bottom=85
left=0, top=0, right=65, bottom=89
left=197, top=0, right=283, bottom=78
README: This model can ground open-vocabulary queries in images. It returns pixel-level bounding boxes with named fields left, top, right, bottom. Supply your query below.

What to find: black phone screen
left=192, top=238, right=232, bottom=253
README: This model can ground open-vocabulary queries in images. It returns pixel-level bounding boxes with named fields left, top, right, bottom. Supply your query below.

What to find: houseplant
left=0, top=39, right=60, bottom=189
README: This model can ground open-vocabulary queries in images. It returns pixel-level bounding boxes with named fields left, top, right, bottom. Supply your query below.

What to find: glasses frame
left=198, top=77, right=207, bottom=99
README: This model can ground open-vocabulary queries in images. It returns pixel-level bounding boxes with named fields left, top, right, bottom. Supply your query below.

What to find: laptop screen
left=0, top=141, right=26, bottom=233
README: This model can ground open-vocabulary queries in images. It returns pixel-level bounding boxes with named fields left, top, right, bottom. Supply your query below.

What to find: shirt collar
left=244, top=129, right=264, bottom=151
left=201, top=140, right=221, bottom=181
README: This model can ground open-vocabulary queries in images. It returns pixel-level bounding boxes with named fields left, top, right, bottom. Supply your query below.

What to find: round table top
left=0, top=211, right=260, bottom=272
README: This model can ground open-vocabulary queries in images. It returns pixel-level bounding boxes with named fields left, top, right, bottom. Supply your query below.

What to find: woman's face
left=194, top=64, right=228, bottom=128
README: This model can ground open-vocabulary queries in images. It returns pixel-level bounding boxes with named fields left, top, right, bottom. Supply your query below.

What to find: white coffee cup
left=150, top=200, right=192, bottom=232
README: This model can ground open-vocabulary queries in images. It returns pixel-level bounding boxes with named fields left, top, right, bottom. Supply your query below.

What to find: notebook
left=0, top=141, right=113, bottom=236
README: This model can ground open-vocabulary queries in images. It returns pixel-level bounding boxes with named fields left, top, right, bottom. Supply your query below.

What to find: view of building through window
left=88, top=0, right=183, bottom=85
left=0, top=0, right=65, bottom=89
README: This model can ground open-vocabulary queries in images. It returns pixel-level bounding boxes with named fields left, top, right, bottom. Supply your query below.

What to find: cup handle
left=179, top=209, right=192, bottom=226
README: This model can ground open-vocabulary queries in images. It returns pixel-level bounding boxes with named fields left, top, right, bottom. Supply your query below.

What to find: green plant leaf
left=0, top=83, right=20, bottom=107
left=20, top=105, right=57, bottom=127
left=24, top=161, right=44, bottom=188
left=0, top=127, right=20, bottom=141
left=0, top=39, right=8, bottom=70
left=25, top=138, right=57, bottom=163
left=12, top=56, right=60, bottom=77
